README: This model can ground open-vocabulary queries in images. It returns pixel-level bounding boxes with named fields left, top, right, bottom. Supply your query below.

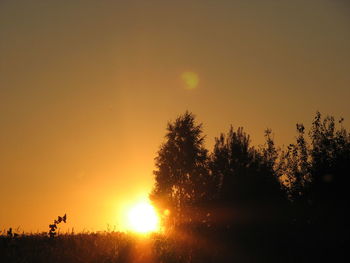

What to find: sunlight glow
left=126, top=201, right=160, bottom=234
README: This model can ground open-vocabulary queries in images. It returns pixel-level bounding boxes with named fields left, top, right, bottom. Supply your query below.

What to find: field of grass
left=1, top=225, right=342, bottom=263
left=1, top=230, right=216, bottom=263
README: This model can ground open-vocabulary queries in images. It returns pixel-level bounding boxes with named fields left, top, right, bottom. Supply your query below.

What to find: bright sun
left=126, top=201, right=160, bottom=234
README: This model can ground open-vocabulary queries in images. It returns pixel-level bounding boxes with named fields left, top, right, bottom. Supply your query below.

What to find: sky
left=0, top=0, right=349, bottom=232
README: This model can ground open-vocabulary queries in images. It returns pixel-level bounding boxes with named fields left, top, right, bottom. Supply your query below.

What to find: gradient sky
left=1, top=0, right=349, bottom=232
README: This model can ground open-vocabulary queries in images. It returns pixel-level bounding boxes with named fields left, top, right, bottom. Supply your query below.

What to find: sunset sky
left=1, top=0, right=349, bottom=232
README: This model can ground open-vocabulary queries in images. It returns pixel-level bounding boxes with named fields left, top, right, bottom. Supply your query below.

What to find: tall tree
left=279, top=112, right=350, bottom=261
left=150, top=111, right=211, bottom=227
left=307, top=113, right=350, bottom=236
left=281, top=112, right=350, bottom=217
left=210, top=126, right=288, bottom=226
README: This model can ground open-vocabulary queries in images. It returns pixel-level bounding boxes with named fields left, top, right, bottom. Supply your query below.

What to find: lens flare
left=181, top=71, right=199, bottom=90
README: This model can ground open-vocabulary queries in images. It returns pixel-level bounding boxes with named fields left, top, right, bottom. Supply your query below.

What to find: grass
left=0, top=230, right=207, bottom=263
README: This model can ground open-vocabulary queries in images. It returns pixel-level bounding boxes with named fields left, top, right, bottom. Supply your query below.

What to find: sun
left=126, top=201, right=160, bottom=234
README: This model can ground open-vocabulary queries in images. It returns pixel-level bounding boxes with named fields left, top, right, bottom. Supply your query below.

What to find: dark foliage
left=279, top=112, right=350, bottom=261
left=150, top=111, right=214, bottom=228
left=49, top=214, right=67, bottom=238
left=151, top=111, right=350, bottom=262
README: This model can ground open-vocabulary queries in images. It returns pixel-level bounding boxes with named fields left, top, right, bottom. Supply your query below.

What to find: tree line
left=150, top=111, right=349, bottom=262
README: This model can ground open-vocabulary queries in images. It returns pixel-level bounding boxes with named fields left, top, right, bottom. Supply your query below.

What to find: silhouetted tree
left=208, top=126, right=290, bottom=262
left=281, top=112, right=350, bottom=214
left=308, top=112, right=350, bottom=205
left=279, top=112, right=350, bottom=261
left=307, top=113, right=350, bottom=248
left=210, top=126, right=288, bottom=228
left=151, top=111, right=213, bottom=228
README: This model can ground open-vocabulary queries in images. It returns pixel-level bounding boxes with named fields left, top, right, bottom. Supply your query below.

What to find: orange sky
left=1, top=0, right=349, bottom=232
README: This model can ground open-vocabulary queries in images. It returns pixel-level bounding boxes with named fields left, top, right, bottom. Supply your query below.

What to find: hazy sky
left=1, top=0, right=349, bottom=232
